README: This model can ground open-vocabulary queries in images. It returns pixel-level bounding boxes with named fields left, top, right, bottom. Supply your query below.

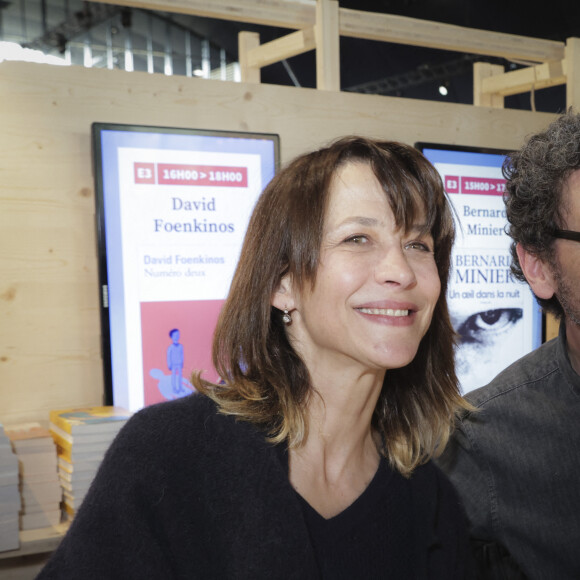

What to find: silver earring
left=282, top=308, right=292, bottom=325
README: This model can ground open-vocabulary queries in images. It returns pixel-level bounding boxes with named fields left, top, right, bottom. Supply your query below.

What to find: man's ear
left=271, top=273, right=296, bottom=311
left=516, top=243, right=556, bottom=300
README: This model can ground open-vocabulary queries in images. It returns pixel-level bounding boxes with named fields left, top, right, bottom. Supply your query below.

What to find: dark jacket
left=38, top=394, right=472, bottom=579
left=438, top=323, right=580, bottom=580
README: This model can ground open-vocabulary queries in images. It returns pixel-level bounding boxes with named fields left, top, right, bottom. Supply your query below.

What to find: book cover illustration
left=50, top=407, right=132, bottom=436
left=141, top=299, right=224, bottom=406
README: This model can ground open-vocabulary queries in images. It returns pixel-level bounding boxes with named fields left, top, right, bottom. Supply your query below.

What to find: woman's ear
left=271, top=273, right=296, bottom=311
left=516, top=243, right=556, bottom=300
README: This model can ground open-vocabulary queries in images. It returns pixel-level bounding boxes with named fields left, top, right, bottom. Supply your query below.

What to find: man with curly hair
left=438, top=109, right=580, bottom=580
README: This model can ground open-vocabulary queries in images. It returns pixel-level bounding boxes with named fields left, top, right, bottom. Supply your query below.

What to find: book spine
left=54, top=442, right=73, bottom=463
left=50, top=430, right=73, bottom=454
left=49, top=422, right=73, bottom=445
left=49, top=410, right=74, bottom=435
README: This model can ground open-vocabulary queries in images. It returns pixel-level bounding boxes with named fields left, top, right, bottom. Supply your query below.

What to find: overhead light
left=438, top=82, right=449, bottom=96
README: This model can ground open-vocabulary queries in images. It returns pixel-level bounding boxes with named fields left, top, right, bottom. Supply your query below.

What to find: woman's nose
left=374, top=246, right=417, bottom=288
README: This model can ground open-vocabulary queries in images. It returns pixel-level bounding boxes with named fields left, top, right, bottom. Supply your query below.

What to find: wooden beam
left=315, top=0, right=340, bottom=91
left=545, top=313, right=559, bottom=342
left=338, top=8, right=564, bottom=63
left=565, top=37, right=580, bottom=109
left=239, top=1, right=340, bottom=90
left=473, top=62, right=504, bottom=108
left=245, top=28, right=315, bottom=69
left=104, top=0, right=316, bottom=29
left=92, top=0, right=565, bottom=64
left=238, top=31, right=260, bottom=83
left=480, top=60, right=566, bottom=97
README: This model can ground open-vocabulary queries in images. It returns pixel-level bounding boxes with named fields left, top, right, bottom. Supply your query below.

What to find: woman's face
left=279, top=161, right=441, bottom=375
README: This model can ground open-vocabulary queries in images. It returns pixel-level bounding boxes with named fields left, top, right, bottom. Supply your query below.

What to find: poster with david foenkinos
left=94, top=125, right=279, bottom=413
left=116, top=147, right=264, bottom=410
left=419, top=146, right=542, bottom=394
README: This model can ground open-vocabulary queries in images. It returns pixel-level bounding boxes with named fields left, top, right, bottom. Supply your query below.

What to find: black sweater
left=38, top=394, right=472, bottom=579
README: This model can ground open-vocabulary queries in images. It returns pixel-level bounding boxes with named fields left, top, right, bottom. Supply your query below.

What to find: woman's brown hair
left=193, top=136, right=469, bottom=477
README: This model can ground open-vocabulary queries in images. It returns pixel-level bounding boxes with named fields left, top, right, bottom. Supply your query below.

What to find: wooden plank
left=96, top=0, right=316, bottom=29
left=565, top=37, right=580, bottom=109
left=92, top=0, right=565, bottom=63
left=480, top=61, right=566, bottom=97
left=238, top=31, right=261, bottom=83
left=473, top=62, right=504, bottom=108
left=545, top=313, right=559, bottom=342
left=339, top=8, right=564, bottom=63
left=315, top=0, right=340, bottom=91
left=246, top=28, right=315, bottom=70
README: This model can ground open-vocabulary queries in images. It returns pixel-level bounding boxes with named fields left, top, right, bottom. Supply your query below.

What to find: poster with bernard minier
left=417, top=144, right=542, bottom=394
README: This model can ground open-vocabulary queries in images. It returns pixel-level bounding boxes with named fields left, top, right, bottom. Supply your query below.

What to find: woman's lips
left=357, top=307, right=409, bottom=317
left=354, top=302, right=418, bottom=325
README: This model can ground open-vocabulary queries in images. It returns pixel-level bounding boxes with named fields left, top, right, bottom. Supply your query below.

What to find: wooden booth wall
left=0, top=60, right=556, bottom=425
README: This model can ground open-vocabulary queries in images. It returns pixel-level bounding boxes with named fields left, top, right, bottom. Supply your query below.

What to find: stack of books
left=49, top=406, right=132, bottom=516
left=0, top=423, right=20, bottom=552
left=5, top=423, right=62, bottom=531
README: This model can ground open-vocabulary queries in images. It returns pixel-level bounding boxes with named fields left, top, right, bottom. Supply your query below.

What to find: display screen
left=93, top=123, right=280, bottom=411
left=416, top=142, right=543, bottom=393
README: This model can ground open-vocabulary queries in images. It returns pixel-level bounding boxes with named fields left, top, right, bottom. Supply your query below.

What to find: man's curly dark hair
left=503, top=109, right=580, bottom=318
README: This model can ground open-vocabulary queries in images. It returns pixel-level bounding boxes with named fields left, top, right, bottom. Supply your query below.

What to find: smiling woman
left=38, top=137, right=474, bottom=579
left=276, top=161, right=442, bottom=383
left=206, top=137, right=468, bottom=476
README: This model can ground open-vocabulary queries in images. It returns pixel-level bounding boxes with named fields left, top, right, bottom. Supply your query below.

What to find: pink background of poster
left=140, top=299, right=224, bottom=406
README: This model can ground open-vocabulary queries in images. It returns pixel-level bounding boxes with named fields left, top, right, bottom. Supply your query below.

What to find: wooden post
left=238, top=31, right=261, bottom=83
left=565, top=37, right=580, bottom=110
left=473, top=62, right=505, bottom=108
left=315, top=0, right=340, bottom=91
left=545, top=314, right=559, bottom=342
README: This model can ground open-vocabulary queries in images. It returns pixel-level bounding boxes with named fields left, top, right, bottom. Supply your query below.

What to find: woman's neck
left=288, top=369, right=385, bottom=518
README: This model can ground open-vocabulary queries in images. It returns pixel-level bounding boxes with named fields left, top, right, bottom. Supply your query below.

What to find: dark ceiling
left=188, top=0, right=580, bottom=113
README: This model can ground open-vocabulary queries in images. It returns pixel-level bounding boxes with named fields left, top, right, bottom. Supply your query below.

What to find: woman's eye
left=405, top=241, right=431, bottom=252
left=345, top=235, right=368, bottom=244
